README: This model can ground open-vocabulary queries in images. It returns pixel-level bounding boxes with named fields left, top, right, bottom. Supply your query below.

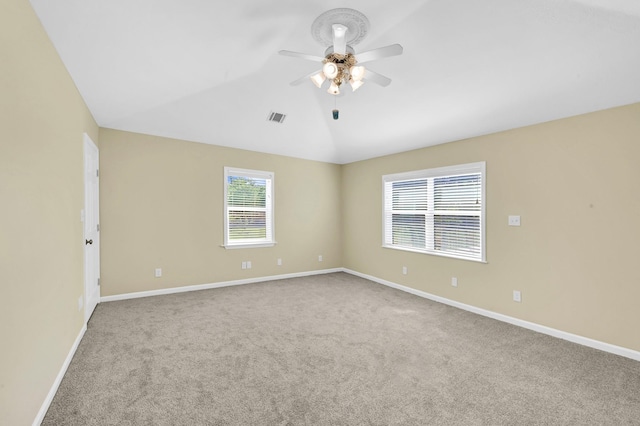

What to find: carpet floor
left=43, top=272, right=640, bottom=425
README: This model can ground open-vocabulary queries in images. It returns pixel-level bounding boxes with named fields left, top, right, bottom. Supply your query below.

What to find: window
left=382, top=162, right=485, bottom=262
left=224, top=167, right=274, bottom=248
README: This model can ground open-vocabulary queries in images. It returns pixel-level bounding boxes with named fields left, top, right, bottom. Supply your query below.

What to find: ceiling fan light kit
left=320, top=46, right=364, bottom=95
left=279, top=8, right=403, bottom=97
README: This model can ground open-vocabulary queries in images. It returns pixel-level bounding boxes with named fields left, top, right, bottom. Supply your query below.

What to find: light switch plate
left=513, top=290, right=522, bottom=302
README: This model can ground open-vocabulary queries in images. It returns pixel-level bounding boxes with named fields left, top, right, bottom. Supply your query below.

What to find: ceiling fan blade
left=363, top=69, right=392, bottom=87
left=290, top=70, right=322, bottom=86
left=332, top=24, right=347, bottom=55
left=279, top=50, right=324, bottom=62
left=356, top=44, right=404, bottom=64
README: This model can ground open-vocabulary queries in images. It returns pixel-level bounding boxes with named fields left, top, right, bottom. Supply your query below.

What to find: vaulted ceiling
left=30, top=0, right=640, bottom=164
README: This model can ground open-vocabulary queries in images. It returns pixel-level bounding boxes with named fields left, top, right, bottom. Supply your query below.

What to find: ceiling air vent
left=267, top=111, right=286, bottom=124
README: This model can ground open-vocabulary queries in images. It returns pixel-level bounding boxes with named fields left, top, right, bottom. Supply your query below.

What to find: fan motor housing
left=324, top=45, right=356, bottom=56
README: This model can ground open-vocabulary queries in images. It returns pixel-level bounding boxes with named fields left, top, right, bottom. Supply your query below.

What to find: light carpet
left=43, top=272, right=640, bottom=425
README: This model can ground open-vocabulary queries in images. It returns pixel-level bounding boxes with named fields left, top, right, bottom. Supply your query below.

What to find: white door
left=83, top=134, right=100, bottom=322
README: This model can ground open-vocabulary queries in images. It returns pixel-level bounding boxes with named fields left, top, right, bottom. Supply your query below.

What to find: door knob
left=85, top=239, right=93, bottom=245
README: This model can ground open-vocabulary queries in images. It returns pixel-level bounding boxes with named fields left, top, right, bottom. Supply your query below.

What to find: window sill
left=381, top=244, right=487, bottom=263
left=222, top=242, right=276, bottom=249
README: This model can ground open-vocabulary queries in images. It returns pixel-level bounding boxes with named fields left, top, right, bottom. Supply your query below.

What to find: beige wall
left=0, top=0, right=99, bottom=424
left=342, top=102, right=640, bottom=352
left=99, top=129, right=342, bottom=296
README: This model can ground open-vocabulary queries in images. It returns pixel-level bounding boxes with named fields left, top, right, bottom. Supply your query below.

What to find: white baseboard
left=344, top=268, right=640, bottom=362
left=100, top=268, right=344, bottom=303
left=33, top=323, right=87, bottom=426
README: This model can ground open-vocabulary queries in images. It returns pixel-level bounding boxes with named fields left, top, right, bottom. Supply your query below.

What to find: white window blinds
left=383, top=162, right=485, bottom=262
left=224, top=167, right=274, bottom=248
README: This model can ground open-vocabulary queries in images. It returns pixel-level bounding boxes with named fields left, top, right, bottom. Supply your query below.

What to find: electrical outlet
left=508, top=215, right=521, bottom=226
left=246, top=261, right=252, bottom=269
left=318, top=255, right=323, bottom=262
left=513, top=290, right=522, bottom=302
left=241, top=261, right=247, bottom=270
left=277, top=258, right=282, bottom=266
left=155, top=268, right=162, bottom=277
left=402, top=266, right=408, bottom=275
left=451, top=277, right=458, bottom=287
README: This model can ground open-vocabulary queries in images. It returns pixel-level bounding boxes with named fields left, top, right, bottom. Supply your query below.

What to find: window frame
left=382, top=162, right=486, bottom=263
left=223, top=167, right=275, bottom=249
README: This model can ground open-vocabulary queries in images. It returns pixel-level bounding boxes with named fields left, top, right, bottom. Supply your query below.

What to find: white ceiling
left=30, top=0, right=640, bottom=164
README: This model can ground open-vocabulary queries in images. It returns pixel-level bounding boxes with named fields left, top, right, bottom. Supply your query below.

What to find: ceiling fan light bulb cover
left=310, top=72, right=326, bottom=88
left=328, top=81, right=340, bottom=95
left=323, top=62, right=339, bottom=79
left=350, top=65, right=365, bottom=81
left=350, top=79, right=364, bottom=91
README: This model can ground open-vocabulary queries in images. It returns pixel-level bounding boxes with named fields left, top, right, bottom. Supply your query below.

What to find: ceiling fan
left=279, top=8, right=403, bottom=96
